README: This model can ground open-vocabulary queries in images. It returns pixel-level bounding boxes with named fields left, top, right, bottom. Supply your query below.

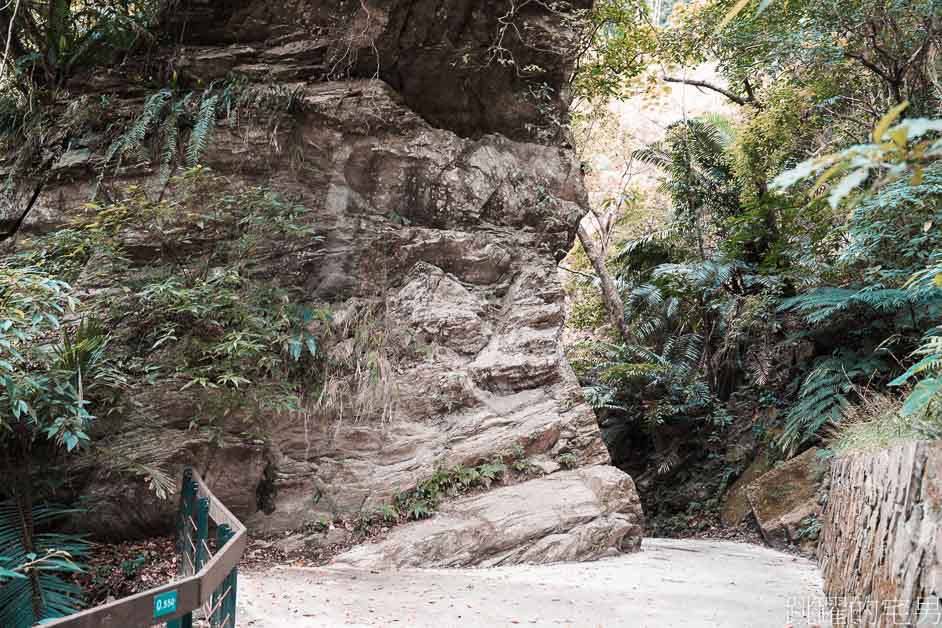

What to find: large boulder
left=61, top=79, right=612, bottom=541
left=720, top=450, right=774, bottom=526
left=334, top=466, right=644, bottom=568
left=746, top=448, right=825, bottom=551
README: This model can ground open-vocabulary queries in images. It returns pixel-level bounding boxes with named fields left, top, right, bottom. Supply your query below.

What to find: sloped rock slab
left=333, top=466, right=643, bottom=568
left=721, top=449, right=774, bottom=526
left=746, top=447, right=824, bottom=550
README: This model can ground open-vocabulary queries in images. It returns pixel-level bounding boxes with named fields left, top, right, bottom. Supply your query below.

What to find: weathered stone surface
left=333, top=466, right=643, bottom=568
left=61, top=79, right=611, bottom=539
left=745, top=447, right=823, bottom=550
left=17, top=0, right=644, bottom=562
left=720, top=450, right=773, bottom=526
left=155, top=0, right=590, bottom=142
left=818, top=441, right=942, bottom=628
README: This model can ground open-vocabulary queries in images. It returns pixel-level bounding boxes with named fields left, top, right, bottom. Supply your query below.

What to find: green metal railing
left=46, top=467, right=246, bottom=628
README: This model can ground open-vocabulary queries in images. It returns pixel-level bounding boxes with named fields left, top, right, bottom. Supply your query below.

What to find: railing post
left=166, top=614, right=192, bottom=628
left=176, top=467, right=193, bottom=557
left=212, top=524, right=231, bottom=626
left=195, top=496, right=210, bottom=571
left=185, top=478, right=199, bottom=575
left=170, top=468, right=196, bottom=628
left=226, top=563, right=239, bottom=628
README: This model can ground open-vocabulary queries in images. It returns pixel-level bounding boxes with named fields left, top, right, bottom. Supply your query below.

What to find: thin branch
left=662, top=76, right=756, bottom=107
left=558, top=265, right=597, bottom=281
left=0, top=0, right=22, bottom=84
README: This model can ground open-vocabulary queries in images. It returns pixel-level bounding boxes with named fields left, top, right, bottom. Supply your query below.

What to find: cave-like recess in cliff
left=160, top=0, right=591, bottom=142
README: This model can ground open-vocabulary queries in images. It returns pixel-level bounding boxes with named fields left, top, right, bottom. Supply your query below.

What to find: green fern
left=156, top=93, right=195, bottom=184
left=104, top=89, right=171, bottom=171
left=97, top=84, right=233, bottom=194
left=778, top=352, right=888, bottom=453
left=186, top=92, right=220, bottom=167
left=583, top=384, right=627, bottom=412
left=779, top=285, right=936, bottom=325
left=0, top=501, right=87, bottom=628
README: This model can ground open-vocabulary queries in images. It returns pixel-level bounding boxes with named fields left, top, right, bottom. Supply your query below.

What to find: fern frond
left=104, top=89, right=171, bottom=168
left=631, top=145, right=671, bottom=170
left=186, top=92, right=220, bottom=166
left=0, top=501, right=87, bottom=628
left=778, top=353, right=888, bottom=453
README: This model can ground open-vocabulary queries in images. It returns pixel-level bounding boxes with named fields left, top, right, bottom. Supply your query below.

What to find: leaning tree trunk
left=577, top=223, right=631, bottom=342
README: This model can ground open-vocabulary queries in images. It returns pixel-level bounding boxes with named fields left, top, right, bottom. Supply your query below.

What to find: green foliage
left=385, top=455, right=530, bottom=525
left=0, top=263, right=128, bottom=455
left=16, top=171, right=329, bottom=426
left=567, top=291, right=607, bottom=331
left=632, top=117, right=740, bottom=256
left=570, top=0, right=657, bottom=104
left=794, top=515, right=822, bottom=541
left=660, top=0, right=941, bottom=117
left=0, top=501, right=87, bottom=628
left=102, top=84, right=239, bottom=190
left=509, top=443, right=536, bottom=473
left=0, top=1, right=160, bottom=91
left=0, top=263, right=124, bottom=625
left=773, top=104, right=942, bottom=209
left=829, top=391, right=934, bottom=452
left=772, top=108, right=942, bottom=440
left=579, top=83, right=942, bottom=467
left=889, top=266, right=942, bottom=423
left=778, top=352, right=888, bottom=453
left=579, top=240, right=782, bottom=464
left=779, top=286, right=937, bottom=327
left=557, top=452, right=578, bottom=469
left=838, top=162, right=942, bottom=282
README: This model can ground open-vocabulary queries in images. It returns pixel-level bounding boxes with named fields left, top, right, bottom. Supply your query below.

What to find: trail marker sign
left=154, top=590, right=178, bottom=619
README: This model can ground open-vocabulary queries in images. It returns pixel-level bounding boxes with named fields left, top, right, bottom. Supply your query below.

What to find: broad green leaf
left=900, top=376, right=942, bottom=417
left=288, top=337, right=302, bottom=361
left=873, top=101, right=909, bottom=143
left=828, top=168, right=869, bottom=208
left=892, top=118, right=942, bottom=142
left=890, top=354, right=939, bottom=385
left=0, top=567, right=25, bottom=580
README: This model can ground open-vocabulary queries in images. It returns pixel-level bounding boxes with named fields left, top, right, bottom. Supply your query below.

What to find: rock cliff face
left=17, top=1, right=644, bottom=564
left=818, top=442, right=942, bottom=627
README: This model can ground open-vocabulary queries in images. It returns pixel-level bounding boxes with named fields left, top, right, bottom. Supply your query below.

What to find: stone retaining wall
left=818, top=441, right=942, bottom=626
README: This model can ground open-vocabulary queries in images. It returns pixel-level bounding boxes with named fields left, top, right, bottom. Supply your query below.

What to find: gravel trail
left=236, top=538, right=828, bottom=628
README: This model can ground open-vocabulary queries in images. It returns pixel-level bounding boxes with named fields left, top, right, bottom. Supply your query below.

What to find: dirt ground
left=235, top=537, right=828, bottom=628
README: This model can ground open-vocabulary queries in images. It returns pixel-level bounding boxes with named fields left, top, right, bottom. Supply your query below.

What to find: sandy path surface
left=236, top=538, right=828, bottom=628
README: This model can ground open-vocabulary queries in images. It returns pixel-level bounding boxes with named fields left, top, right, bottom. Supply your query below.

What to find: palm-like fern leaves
left=186, top=92, right=220, bottom=167
left=777, top=352, right=888, bottom=453
left=779, top=285, right=939, bottom=325
left=101, top=86, right=229, bottom=191
left=0, top=501, right=87, bottom=628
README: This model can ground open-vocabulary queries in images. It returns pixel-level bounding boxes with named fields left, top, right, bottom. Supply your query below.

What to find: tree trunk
left=577, top=223, right=631, bottom=342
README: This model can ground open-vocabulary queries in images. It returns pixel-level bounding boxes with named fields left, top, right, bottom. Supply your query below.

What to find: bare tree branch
left=662, top=76, right=757, bottom=107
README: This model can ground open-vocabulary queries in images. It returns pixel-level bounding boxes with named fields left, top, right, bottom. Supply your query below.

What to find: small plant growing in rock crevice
left=557, top=452, right=578, bottom=469
left=794, top=515, right=823, bottom=542
left=355, top=447, right=545, bottom=532
left=510, top=443, right=537, bottom=473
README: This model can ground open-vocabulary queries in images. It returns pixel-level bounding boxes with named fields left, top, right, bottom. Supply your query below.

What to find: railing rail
left=46, top=468, right=246, bottom=628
